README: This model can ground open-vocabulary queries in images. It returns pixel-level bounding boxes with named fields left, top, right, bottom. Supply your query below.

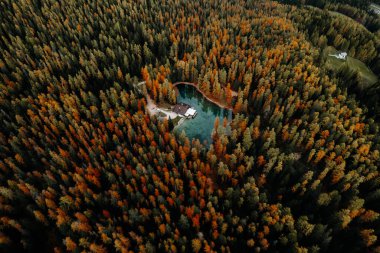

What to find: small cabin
left=329, top=52, right=347, bottom=61
left=173, top=103, right=197, bottom=118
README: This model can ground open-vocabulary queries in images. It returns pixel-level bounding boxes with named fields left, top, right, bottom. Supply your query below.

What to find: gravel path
left=146, top=95, right=181, bottom=119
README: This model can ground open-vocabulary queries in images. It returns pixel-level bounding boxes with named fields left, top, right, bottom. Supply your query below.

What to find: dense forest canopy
left=280, top=0, right=380, bottom=33
left=280, top=0, right=378, bottom=10
left=0, top=0, right=379, bottom=252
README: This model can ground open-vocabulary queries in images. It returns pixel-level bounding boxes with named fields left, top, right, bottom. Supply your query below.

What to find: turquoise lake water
left=174, top=85, right=232, bottom=145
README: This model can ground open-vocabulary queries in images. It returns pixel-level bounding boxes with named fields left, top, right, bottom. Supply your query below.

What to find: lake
left=174, top=84, right=232, bottom=145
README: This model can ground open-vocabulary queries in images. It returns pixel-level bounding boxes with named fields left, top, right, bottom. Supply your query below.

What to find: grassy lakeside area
left=323, top=46, right=378, bottom=89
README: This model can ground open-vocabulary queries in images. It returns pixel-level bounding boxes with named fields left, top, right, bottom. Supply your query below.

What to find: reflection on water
left=174, top=85, right=232, bottom=145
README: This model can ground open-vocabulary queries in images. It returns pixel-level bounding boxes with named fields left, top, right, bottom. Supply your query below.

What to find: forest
left=0, top=0, right=379, bottom=252
left=280, top=0, right=380, bottom=10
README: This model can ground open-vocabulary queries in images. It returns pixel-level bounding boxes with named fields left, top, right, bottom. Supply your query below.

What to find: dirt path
left=146, top=95, right=158, bottom=116
left=158, top=108, right=180, bottom=119
left=146, top=95, right=181, bottom=120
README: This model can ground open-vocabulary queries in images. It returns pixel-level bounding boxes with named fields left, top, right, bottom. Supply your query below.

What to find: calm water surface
left=174, top=85, right=232, bottom=144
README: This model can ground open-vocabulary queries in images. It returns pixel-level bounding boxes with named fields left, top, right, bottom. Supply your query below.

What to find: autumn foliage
left=0, top=0, right=379, bottom=252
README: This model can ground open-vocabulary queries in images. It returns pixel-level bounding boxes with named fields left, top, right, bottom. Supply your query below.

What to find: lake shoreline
left=172, top=82, right=237, bottom=111
left=175, top=84, right=233, bottom=144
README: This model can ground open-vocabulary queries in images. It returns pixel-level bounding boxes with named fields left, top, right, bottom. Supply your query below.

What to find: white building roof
left=329, top=52, right=347, bottom=60
left=184, top=108, right=196, bottom=117
left=338, top=52, right=347, bottom=59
